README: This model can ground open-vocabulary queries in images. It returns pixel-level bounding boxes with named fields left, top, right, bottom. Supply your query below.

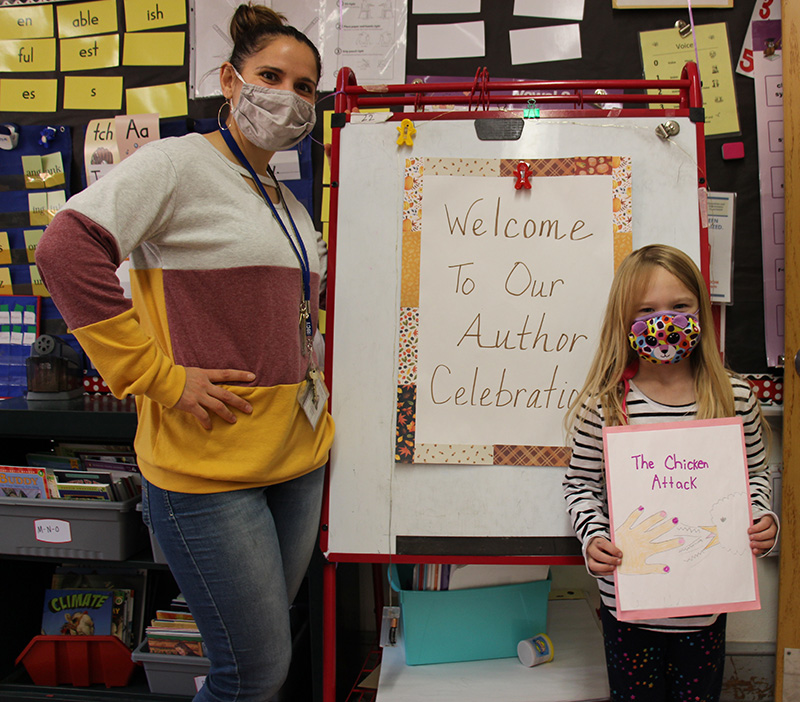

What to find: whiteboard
left=326, top=115, right=702, bottom=558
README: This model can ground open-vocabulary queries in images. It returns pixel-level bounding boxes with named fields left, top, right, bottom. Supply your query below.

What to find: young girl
left=563, top=244, right=778, bottom=702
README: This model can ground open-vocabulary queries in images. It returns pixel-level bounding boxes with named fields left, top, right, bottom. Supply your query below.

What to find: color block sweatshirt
left=36, top=133, right=334, bottom=493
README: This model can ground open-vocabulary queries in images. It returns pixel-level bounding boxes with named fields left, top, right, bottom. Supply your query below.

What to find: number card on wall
left=603, top=418, right=760, bottom=621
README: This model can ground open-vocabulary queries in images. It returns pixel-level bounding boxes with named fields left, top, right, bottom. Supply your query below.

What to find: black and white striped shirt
left=563, top=375, right=775, bottom=632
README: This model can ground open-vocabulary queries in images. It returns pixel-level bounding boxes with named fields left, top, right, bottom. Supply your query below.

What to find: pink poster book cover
left=603, top=417, right=760, bottom=621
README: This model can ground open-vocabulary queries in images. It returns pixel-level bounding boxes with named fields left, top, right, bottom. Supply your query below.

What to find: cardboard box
left=0, top=495, right=147, bottom=560
left=389, top=564, right=551, bottom=665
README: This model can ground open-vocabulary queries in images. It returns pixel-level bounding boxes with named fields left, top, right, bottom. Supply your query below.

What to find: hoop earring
left=218, top=100, right=231, bottom=131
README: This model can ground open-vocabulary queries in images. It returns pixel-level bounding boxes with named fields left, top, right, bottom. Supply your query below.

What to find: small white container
left=517, top=633, right=554, bottom=667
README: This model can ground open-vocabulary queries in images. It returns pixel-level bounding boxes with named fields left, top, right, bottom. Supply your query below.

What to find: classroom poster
left=604, top=418, right=760, bottom=621
left=752, top=19, right=784, bottom=368
left=396, top=156, right=632, bottom=465
left=639, top=22, right=739, bottom=138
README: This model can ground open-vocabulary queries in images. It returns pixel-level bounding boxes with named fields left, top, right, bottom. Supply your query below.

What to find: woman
left=36, top=5, right=334, bottom=700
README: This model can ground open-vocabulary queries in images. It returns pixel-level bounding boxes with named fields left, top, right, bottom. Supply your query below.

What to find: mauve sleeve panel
left=36, top=209, right=132, bottom=330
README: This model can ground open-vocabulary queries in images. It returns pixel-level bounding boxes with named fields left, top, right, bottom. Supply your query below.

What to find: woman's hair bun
left=229, top=2, right=286, bottom=45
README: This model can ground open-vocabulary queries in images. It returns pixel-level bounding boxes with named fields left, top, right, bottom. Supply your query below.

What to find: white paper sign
left=417, top=20, right=485, bottom=60
left=603, top=418, right=759, bottom=621
left=513, top=0, right=584, bottom=21
left=34, top=518, right=72, bottom=543
left=415, top=174, right=613, bottom=448
left=707, top=191, right=734, bottom=303
left=509, top=24, right=582, bottom=65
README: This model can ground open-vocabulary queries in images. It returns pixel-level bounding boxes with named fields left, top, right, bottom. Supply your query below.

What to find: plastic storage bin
left=149, top=529, right=168, bottom=564
left=132, top=639, right=210, bottom=696
left=389, top=565, right=551, bottom=665
left=0, top=495, right=147, bottom=560
left=136, top=501, right=168, bottom=564
left=16, top=635, right=137, bottom=687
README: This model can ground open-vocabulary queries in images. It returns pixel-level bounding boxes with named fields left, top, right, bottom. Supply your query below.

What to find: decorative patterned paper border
left=396, top=156, right=633, bottom=466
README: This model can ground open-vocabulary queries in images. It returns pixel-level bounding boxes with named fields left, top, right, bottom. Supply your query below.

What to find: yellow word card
left=0, top=5, right=54, bottom=40
left=21, top=153, right=65, bottom=189
left=24, top=229, right=44, bottom=263
left=63, top=75, right=123, bottom=110
left=0, top=38, right=55, bottom=72
left=124, top=0, right=186, bottom=32
left=0, top=232, right=10, bottom=265
left=0, top=78, right=57, bottom=111
left=126, top=81, right=187, bottom=118
left=122, top=30, right=184, bottom=65
left=30, top=264, right=49, bottom=297
left=58, top=0, right=118, bottom=38
left=0, top=267, right=12, bottom=294
left=60, top=33, right=119, bottom=71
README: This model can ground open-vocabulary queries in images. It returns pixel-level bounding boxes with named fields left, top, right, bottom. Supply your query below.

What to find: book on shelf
left=149, top=618, right=199, bottom=630
left=146, top=635, right=205, bottom=657
left=54, top=442, right=134, bottom=458
left=0, top=465, right=50, bottom=499
left=168, top=592, right=191, bottom=612
left=41, top=588, right=115, bottom=636
left=25, top=453, right=82, bottom=472
left=49, top=468, right=137, bottom=502
left=110, top=589, right=135, bottom=647
left=51, top=472, right=117, bottom=501
left=78, top=452, right=139, bottom=474
left=145, top=602, right=203, bottom=656
left=51, top=567, right=147, bottom=648
left=155, top=609, right=196, bottom=621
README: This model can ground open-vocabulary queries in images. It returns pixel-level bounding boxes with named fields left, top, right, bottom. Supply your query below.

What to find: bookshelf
left=0, top=396, right=181, bottom=701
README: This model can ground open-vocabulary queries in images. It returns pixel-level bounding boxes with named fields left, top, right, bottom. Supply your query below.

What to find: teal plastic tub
left=388, top=565, right=551, bottom=665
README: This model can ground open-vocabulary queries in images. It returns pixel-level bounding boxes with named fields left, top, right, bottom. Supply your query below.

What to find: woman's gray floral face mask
left=229, top=66, right=316, bottom=151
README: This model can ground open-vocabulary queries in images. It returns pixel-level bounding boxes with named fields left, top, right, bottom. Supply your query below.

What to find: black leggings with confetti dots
left=600, top=605, right=726, bottom=702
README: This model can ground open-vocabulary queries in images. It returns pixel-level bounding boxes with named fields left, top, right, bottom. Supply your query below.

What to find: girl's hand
left=586, top=536, right=623, bottom=575
left=748, top=515, right=777, bottom=555
left=174, top=367, right=255, bottom=430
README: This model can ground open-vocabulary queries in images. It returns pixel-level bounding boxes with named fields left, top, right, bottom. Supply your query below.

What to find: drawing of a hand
left=615, top=507, right=684, bottom=575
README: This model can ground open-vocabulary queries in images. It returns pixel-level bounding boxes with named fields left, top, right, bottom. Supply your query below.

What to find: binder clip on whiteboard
left=675, top=20, right=692, bottom=38
left=397, top=119, right=416, bottom=147
left=514, top=161, right=532, bottom=190
left=380, top=606, right=401, bottom=647
left=523, top=99, right=539, bottom=119
left=655, top=120, right=680, bottom=141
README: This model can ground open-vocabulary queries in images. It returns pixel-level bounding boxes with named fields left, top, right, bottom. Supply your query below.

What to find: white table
left=377, top=598, right=610, bottom=702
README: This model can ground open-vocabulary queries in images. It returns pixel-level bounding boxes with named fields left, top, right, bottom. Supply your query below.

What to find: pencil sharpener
left=26, top=335, right=84, bottom=400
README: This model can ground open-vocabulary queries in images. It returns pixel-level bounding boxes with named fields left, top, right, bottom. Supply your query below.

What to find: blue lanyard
left=220, top=128, right=314, bottom=339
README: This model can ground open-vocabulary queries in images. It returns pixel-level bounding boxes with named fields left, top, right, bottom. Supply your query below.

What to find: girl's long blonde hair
left=565, top=244, right=742, bottom=434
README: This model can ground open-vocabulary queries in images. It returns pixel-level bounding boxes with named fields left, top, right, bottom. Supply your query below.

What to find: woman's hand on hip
left=174, top=367, right=255, bottom=430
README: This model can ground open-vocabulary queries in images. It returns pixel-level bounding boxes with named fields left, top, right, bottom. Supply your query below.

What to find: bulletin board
left=324, top=73, right=707, bottom=560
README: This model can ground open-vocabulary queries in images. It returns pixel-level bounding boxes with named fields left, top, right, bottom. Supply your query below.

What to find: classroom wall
left=402, top=3, right=769, bottom=375
left=1, top=1, right=771, bottom=373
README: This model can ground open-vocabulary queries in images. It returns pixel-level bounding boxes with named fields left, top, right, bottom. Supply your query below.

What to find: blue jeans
left=141, top=467, right=325, bottom=702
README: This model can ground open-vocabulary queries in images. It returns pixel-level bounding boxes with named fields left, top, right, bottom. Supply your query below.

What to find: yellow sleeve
left=72, top=308, right=186, bottom=408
